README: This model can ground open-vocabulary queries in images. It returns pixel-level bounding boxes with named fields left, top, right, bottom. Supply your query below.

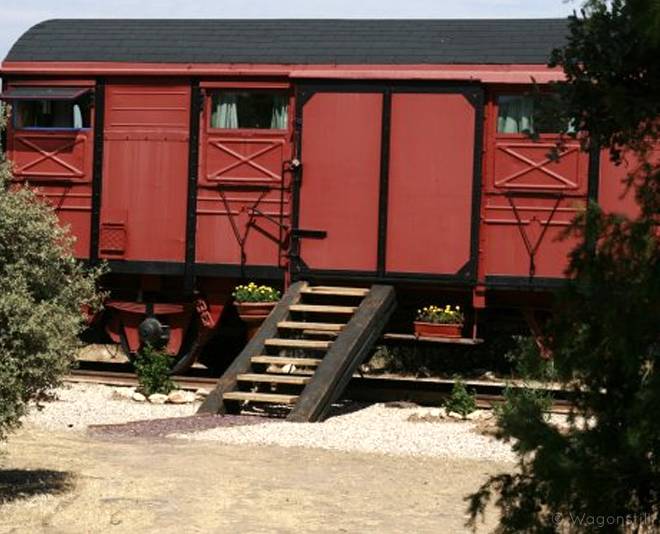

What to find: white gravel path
left=24, top=383, right=201, bottom=432
left=25, top=384, right=519, bottom=462
left=175, top=404, right=517, bottom=463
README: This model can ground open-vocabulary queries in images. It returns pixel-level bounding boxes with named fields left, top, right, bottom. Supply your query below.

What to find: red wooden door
left=100, top=81, right=190, bottom=262
left=297, top=92, right=383, bottom=272
left=386, top=92, right=476, bottom=276
left=296, top=86, right=480, bottom=278
left=195, top=88, right=293, bottom=268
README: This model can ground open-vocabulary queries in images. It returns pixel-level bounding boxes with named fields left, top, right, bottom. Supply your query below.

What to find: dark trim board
left=294, top=268, right=476, bottom=287
left=485, top=275, right=567, bottom=291
left=468, top=88, right=485, bottom=284
left=587, top=144, right=601, bottom=202
left=194, top=263, right=284, bottom=280
left=89, top=78, right=105, bottom=262
left=376, top=89, right=392, bottom=276
left=184, top=80, right=201, bottom=295
left=106, top=260, right=185, bottom=276
left=292, top=80, right=485, bottom=285
left=106, top=260, right=284, bottom=280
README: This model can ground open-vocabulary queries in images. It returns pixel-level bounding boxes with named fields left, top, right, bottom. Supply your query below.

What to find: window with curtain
left=14, top=97, right=91, bottom=129
left=496, top=95, right=574, bottom=135
left=210, top=91, right=289, bottom=130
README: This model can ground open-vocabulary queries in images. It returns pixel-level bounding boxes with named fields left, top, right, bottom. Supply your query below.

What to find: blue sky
left=1, top=0, right=577, bottom=61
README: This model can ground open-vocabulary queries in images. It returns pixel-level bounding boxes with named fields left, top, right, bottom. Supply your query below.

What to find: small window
left=15, top=97, right=92, bottom=130
left=496, top=95, right=572, bottom=135
left=210, top=91, right=288, bottom=130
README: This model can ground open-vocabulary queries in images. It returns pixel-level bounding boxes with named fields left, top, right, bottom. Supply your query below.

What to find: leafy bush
left=416, top=305, right=464, bottom=324
left=468, top=2, right=660, bottom=530
left=504, top=335, right=557, bottom=382
left=0, top=104, right=104, bottom=441
left=444, top=380, right=477, bottom=418
left=232, top=282, right=281, bottom=303
left=134, top=344, right=175, bottom=396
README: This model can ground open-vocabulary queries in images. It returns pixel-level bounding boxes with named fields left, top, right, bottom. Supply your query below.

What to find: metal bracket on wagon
left=291, top=229, right=327, bottom=239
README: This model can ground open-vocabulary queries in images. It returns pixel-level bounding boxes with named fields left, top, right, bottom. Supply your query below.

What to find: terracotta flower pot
left=235, top=301, right=277, bottom=341
left=413, top=321, right=463, bottom=339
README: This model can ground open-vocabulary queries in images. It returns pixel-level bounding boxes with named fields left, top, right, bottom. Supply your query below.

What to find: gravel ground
left=26, top=383, right=517, bottom=463
left=174, top=404, right=517, bottom=463
left=24, top=383, right=202, bottom=431
left=89, top=413, right=272, bottom=438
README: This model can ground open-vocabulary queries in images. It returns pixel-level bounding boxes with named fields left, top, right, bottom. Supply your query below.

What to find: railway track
left=68, top=361, right=572, bottom=414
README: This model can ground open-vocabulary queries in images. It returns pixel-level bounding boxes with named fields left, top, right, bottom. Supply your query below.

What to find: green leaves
left=467, top=2, right=660, bottom=530
left=134, top=344, right=175, bottom=396
left=444, top=380, right=476, bottom=419
left=0, top=107, right=103, bottom=441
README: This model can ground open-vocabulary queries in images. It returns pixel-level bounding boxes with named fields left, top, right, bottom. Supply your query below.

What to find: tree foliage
left=468, top=1, right=660, bottom=531
left=0, top=104, right=104, bottom=441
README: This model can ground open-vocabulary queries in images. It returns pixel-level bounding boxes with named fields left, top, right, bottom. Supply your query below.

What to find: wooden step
left=264, top=338, right=331, bottom=349
left=251, top=355, right=323, bottom=367
left=277, top=321, right=345, bottom=332
left=289, top=304, right=357, bottom=314
left=302, top=287, right=369, bottom=297
left=297, top=330, right=339, bottom=338
left=237, top=373, right=311, bottom=385
left=223, top=391, right=299, bottom=404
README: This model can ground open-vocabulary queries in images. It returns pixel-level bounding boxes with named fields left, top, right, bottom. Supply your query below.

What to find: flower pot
left=235, top=301, right=277, bottom=341
left=413, top=321, right=463, bottom=339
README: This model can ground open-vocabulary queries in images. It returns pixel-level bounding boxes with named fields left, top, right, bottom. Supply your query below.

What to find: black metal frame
left=292, top=80, right=484, bottom=284
left=184, top=80, right=201, bottom=294
left=89, top=78, right=105, bottom=263
left=377, top=90, right=392, bottom=275
left=587, top=143, right=601, bottom=202
left=106, top=259, right=284, bottom=280
left=485, top=275, right=567, bottom=290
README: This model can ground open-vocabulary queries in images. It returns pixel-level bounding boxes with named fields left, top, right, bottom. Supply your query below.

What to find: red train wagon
left=0, top=19, right=638, bottom=372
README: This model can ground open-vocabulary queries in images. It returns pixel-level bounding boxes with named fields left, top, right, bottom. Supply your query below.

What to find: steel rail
left=66, top=362, right=572, bottom=414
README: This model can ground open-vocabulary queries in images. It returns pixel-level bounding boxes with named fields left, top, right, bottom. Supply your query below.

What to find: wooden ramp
left=198, top=281, right=396, bottom=422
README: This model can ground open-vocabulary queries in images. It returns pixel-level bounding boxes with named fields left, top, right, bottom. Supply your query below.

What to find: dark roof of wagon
left=6, top=19, right=569, bottom=65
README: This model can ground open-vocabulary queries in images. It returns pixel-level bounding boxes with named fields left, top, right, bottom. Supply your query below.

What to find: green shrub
left=134, top=344, right=175, bottom=396
left=0, top=103, right=104, bottom=441
left=504, top=335, right=557, bottom=382
left=444, top=379, right=477, bottom=418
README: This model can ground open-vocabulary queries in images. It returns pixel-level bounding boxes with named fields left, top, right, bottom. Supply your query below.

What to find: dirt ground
left=0, top=425, right=509, bottom=533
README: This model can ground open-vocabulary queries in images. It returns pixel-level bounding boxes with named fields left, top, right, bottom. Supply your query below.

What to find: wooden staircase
left=198, top=281, right=396, bottom=422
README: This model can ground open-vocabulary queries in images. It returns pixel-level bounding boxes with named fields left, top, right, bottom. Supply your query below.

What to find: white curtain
left=497, top=96, right=534, bottom=134
left=270, top=95, right=288, bottom=129
left=73, top=104, right=83, bottom=129
left=212, top=94, right=239, bottom=129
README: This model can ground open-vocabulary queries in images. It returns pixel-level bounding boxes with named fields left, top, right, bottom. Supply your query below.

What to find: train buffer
left=198, top=281, right=396, bottom=422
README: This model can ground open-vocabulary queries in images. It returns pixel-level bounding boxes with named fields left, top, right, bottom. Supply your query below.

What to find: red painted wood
left=36, top=185, right=92, bottom=258
left=200, top=80, right=291, bottom=89
left=5, top=85, right=94, bottom=259
left=482, top=195, right=586, bottom=278
left=10, top=130, right=92, bottom=181
left=99, top=81, right=190, bottom=261
left=386, top=93, right=475, bottom=274
left=489, top=136, right=587, bottom=194
left=598, top=148, right=659, bottom=219
left=1, top=61, right=565, bottom=84
left=298, top=92, right=382, bottom=271
left=481, top=93, right=590, bottom=279
left=195, top=92, right=292, bottom=266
